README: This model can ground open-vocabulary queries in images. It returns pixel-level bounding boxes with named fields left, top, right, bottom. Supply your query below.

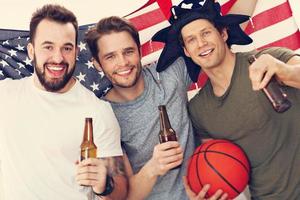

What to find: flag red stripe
left=258, top=31, right=300, bottom=51
left=128, top=8, right=166, bottom=31
left=221, top=0, right=237, bottom=14
left=245, top=2, right=292, bottom=34
left=156, top=0, right=173, bottom=19
left=141, top=41, right=164, bottom=57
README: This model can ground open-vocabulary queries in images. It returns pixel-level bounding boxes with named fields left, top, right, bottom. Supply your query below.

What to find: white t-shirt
left=0, top=76, right=122, bottom=200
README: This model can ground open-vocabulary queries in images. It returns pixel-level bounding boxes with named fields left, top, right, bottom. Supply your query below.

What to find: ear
left=75, top=46, right=79, bottom=57
left=183, top=46, right=191, bottom=58
left=92, top=57, right=103, bottom=72
left=27, top=43, right=34, bottom=60
left=221, top=28, right=228, bottom=42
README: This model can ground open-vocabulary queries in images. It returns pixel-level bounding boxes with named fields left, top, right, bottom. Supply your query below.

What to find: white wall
left=0, top=0, right=146, bottom=29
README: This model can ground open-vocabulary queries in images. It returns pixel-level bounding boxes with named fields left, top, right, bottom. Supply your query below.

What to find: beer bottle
left=80, top=118, right=97, bottom=161
left=248, top=55, right=291, bottom=113
left=158, top=105, right=178, bottom=143
left=158, top=105, right=180, bottom=170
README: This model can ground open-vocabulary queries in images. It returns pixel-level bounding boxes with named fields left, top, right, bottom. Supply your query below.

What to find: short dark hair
left=29, top=4, right=78, bottom=44
left=85, top=16, right=141, bottom=63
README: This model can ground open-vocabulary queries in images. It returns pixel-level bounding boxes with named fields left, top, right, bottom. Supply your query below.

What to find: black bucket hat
left=152, top=0, right=253, bottom=82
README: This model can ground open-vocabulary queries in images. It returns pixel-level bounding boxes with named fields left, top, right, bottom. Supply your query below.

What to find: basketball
left=187, top=139, right=250, bottom=199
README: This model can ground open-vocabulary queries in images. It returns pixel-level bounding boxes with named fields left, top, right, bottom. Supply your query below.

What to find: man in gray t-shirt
left=85, top=16, right=194, bottom=200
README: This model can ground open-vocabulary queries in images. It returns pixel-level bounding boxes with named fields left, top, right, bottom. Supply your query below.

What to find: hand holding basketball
left=183, top=176, right=228, bottom=200
left=187, top=139, right=250, bottom=199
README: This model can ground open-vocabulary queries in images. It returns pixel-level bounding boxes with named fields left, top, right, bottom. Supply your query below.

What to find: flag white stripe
left=253, top=0, right=287, bottom=16
left=234, top=16, right=298, bottom=52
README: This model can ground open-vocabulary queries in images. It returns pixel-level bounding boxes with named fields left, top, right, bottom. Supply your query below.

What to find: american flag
left=0, top=0, right=299, bottom=97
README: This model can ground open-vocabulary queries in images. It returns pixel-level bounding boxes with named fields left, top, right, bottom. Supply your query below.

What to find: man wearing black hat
left=153, top=0, right=300, bottom=199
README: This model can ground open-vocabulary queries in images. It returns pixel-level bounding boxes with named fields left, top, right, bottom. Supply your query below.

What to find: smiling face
left=95, top=31, right=142, bottom=89
left=181, top=19, right=228, bottom=71
left=28, top=19, right=77, bottom=92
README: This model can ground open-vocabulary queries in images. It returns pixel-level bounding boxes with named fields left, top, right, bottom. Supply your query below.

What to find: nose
left=52, top=49, right=64, bottom=63
left=197, top=36, right=208, bottom=48
left=116, top=55, right=128, bottom=66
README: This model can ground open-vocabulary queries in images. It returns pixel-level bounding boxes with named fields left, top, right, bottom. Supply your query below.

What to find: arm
left=227, top=0, right=258, bottom=29
left=76, top=156, right=128, bottom=200
left=249, top=54, right=300, bottom=90
left=125, top=141, right=183, bottom=200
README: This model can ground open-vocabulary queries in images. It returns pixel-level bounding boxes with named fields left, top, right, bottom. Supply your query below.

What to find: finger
left=218, top=193, right=228, bottom=200
left=159, top=152, right=183, bottom=165
left=158, top=147, right=183, bottom=159
left=156, top=141, right=181, bottom=151
left=164, top=159, right=182, bottom=170
left=77, top=165, right=102, bottom=174
left=79, top=158, right=103, bottom=166
left=249, top=68, right=265, bottom=91
left=208, top=189, right=223, bottom=200
left=259, top=70, right=274, bottom=89
left=77, top=179, right=99, bottom=187
left=196, top=184, right=210, bottom=199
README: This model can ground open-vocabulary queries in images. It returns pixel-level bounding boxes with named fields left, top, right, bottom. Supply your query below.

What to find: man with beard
left=0, top=4, right=127, bottom=200
left=85, top=0, right=257, bottom=197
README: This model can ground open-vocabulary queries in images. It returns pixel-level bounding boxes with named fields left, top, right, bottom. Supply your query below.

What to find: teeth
left=48, top=66, right=63, bottom=71
left=200, top=49, right=213, bottom=56
left=117, top=69, right=131, bottom=75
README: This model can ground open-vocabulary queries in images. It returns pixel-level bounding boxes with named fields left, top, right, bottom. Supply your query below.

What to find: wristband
left=93, top=175, right=114, bottom=196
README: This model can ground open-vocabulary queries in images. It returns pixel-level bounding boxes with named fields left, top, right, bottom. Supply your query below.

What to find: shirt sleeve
left=94, top=101, right=123, bottom=158
left=166, top=57, right=193, bottom=89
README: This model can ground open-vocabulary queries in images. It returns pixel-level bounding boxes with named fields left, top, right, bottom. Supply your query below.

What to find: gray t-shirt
left=108, top=57, right=195, bottom=200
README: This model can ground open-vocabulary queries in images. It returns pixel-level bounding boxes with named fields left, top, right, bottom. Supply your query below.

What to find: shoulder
left=256, top=47, right=297, bottom=63
left=75, top=81, right=113, bottom=110
left=0, top=77, right=29, bottom=94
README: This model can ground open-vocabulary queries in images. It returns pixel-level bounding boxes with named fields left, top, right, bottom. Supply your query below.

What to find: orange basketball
left=187, top=139, right=250, bottom=199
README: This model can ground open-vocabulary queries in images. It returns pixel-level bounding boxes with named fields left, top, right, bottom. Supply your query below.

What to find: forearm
left=228, top=0, right=258, bottom=29
left=278, top=63, right=300, bottom=89
left=126, top=161, right=158, bottom=200
left=98, top=156, right=128, bottom=200
left=98, top=175, right=128, bottom=200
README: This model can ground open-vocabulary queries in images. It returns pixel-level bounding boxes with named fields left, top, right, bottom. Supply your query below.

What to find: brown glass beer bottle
left=80, top=118, right=97, bottom=161
left=158, top=105, right=178, bottom=143
left=248, top=55, right=291, bottom=113
left=158, top=105, right=180, bottom=170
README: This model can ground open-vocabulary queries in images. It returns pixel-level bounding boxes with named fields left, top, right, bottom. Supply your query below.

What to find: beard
left=34, top=56, right=75, bottom=92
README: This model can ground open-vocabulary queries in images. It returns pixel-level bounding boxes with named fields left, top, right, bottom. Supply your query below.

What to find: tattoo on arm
left=102, top=156, right=126, bottom=177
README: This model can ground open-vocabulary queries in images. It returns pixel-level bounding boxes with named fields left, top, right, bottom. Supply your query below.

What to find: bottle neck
left=159, top=105, right=172, bottom=132
left=83, top=118, right=94, bottom=142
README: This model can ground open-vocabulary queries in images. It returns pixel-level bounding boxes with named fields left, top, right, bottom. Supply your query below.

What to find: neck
left=105, top=74, right=145, bottom=103
left=203, top=50, right=236, bottom=97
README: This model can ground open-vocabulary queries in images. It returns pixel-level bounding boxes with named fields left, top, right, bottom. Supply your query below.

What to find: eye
left=202, top=31, right=211, bottom=37
left=63, top=46, right=73, bottom=52
left=105, top=54, right=115, bottom=61
left=43, top=45, right=53, bottom=51
left=125, top=49, right=134, bottom=55
left=186, top=37, right=196, bottom=45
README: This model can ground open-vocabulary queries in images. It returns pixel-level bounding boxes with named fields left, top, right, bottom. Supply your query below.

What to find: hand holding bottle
left=248, top=54, right=286, bottom=90
left=248, top=55, right=291, bottom=113
left=146, top=141, right=183, bottom=177
left=76, top=158, right=108, bottom=194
